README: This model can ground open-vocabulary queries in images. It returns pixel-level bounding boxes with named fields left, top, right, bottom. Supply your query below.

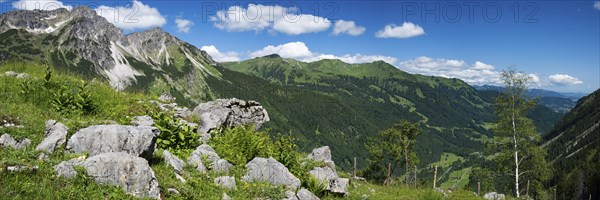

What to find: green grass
left=1, top=62, right=488, bottom=199
left=321, top=181, right=483, bottom=200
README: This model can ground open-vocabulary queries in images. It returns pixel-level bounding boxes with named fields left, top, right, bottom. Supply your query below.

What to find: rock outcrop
left=242, top=157, right=301, bottom=190
left=0, top=133, right=30, bottom=149
left=162, top=150, right=185, bottom=174
left=54, top=152, right=160, bottom=199
left=187, top=144, right=232, bottom=173
left=308, top=146, right=336, bottom=169
left=35, top=120, right=68, bottom=153
left=192, top=98, right=270, bottom=137
left=307, top=146, right=348, bottom=196
left=66, top=125, right=160, bottom=160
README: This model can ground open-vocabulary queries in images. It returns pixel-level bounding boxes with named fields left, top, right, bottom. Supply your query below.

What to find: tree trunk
left=512, top=92, right=520, bottom=198
left=405, top=149, right=409, bottom=187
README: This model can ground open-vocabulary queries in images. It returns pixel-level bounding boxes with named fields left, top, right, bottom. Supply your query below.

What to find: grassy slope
left=0, top=62, right=485, bottom=199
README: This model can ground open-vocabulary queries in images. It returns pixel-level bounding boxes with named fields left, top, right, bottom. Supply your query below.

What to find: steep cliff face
left=0, top=7, right=219, bottom=101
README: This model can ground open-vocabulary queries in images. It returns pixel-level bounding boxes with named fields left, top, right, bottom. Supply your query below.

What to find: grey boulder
left=66, top=125, right=160, bottom=160
left=309, top=166, right=339, bottom=187
left=297, top=188, right=320, bottom=200
left=192, top=98, right=270, bottom=136
left=308, top=146, right=336, bottom=169
left=187, top=144, right=231, bottom=173
left=0, top=133, right=30, bottom=150
left=283, top=188, right=320, bottom=200
left=130, top=115, right=154, bottom=126
left=484, top=192, right=506, bottom=200
left=53, top=152, right=160, bottom=199
left=242, top=157, right=301, bottom=190
left=35, top=120, right=68, bottom=153
left=162, top=150, right=185, bottom=174
left=214, top=176, right=236, bottom=190
left=329, top=178, right=349, bottom=196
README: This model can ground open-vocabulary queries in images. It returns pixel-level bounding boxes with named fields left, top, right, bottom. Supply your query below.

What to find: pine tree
left=491, top=68, right=551, bottom=198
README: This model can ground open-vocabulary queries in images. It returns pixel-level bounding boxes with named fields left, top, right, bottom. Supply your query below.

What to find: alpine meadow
left=0, top=1, right=599, bottom=200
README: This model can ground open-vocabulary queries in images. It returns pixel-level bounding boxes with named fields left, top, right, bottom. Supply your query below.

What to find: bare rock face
left=308, top=146, right=336, bottom=169
left=242, top=157, right=301, bottom=190
left=192, top=98, right=270, bottom=137
left=53, top=152, right=160, bottom=199
left=35, top=120, right=68, bottom=153
left=65, top=125, right=160, bottom=160
left=307, top=146, right=348, bottom=196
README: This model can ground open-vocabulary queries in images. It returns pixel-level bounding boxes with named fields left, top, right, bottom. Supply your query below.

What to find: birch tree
left=492, top=68, right=550, bottom=198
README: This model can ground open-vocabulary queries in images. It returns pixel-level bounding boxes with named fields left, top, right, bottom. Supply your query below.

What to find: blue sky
left=2, top=0, right=599, bottom=93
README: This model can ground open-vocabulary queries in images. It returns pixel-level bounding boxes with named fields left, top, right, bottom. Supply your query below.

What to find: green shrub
left=304, top=174, right=327, bottom=196
left=271, top=133, right=303, bottom=175
left=150, top=110, right=200, bottom=158
left=19, top=67, right=96, bottom=115
left=209, top=126, right=274, bottom=166
left=50, top=80, right=96, bottom=115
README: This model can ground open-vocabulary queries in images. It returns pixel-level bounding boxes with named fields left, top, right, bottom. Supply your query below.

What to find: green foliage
left=209, top=126, right=274, bottom=166
left=364, top=120, right=421, bottom=183
left=50, top=80, right=96, bottom=115
left=487, top=68, right=551, bottom=198
left=271, top=133, right=304, bottom=177
left=19, top=67, right=96, bottom=115
left=150, top=110, right=200, bottom=158
left=303, top=174, right=327, bottom=196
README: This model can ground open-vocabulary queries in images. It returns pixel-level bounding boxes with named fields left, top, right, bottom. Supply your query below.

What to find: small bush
left=150, top=111, right=200, bottom=158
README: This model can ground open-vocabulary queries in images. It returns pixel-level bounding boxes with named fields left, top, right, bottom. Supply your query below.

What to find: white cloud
left=211, top=4, right=330, bottom=35
left=375, top=22, right=425, bottom=39
left=12, top=0, right=72, bottom=11
left=95, top=1, right=166, bottom=31
left=272, top=14, right=330, bottom=35
left=201, top=45, right=240, bottom=62
left=332, top=20, right=366, bottom=36
left=594, top=1, right=600, bottom=10
left=249, top=41, right=312, bottom=58
left=548, top=74, right=583, bottom=86
left=249, top=41, right=397, bottom=64
left=175, top=18, right=193, bottom=33
left=398, top=57, right=503, bottom=85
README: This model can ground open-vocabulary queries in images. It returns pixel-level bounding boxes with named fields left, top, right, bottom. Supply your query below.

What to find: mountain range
left=0, top=7, right=568, bottom=170
left=543, top=89, right=600, bottom=199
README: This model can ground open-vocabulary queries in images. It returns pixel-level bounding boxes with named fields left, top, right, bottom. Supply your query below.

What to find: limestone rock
left=162, top=150, right=185, bottom=174
left=192, top=98, right=270, bottom=137
left=329, top=178, right=349, bottom=196
left=131, top=115, right=154, bottom=126
left=309, top=166, right=339, bottom=187
left=484, top=192, right=506, bottom=200
left=297, top=188, right=320, bottom=200
left=66, top=125, right=160, bottom=160
left=35, top=120, right=68, bottom=153
left=0, top=133, right=30, bottom=149
left=308, top=146, right=335, bottom=169
left=242, top=157, right=300, bottom=190
left=53, top=152, right=160, bottom=199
